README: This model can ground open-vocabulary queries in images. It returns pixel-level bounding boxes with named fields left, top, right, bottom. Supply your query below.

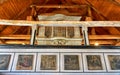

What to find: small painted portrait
left=40, top=55, right=57, bottom=70
left=108, top=55, right=120, bottom=70
left=86, top=55, right=103, bottom=70
left=64, top=55, right=80, bottom=70
left=16, top=55, right=34, bottom=70
left=0, top=55, right=11, bottom=70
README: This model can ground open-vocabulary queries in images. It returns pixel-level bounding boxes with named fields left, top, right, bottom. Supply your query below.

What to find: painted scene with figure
left=40, top=55, right=57, bottom=70
left=64, top=55, right=80, bottom=70
left=108, top=55, right=120, bottom=70
left=86, top=55, right=103, bottom=70
left=16, top=55, right=34, bottom=70
left=0, top=55, right=11, bottom=70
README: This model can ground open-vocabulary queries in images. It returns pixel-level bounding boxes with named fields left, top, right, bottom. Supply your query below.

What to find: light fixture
left=58, top=6, right=61, bottom=8
left=94, top=42, right=99, bottom=46
left=22, top=43, right=25, bottom=45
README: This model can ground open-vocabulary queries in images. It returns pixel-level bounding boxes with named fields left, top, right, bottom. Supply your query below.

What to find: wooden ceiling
left=0, top=0, right=120, bottom=45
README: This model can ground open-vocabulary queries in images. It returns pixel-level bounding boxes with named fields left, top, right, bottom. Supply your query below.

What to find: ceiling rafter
left=86, top=0, right=108, bottom=20
left=103, top=27, right=120, bottom=35
left=60, top=0, right=88, bottom=17
left=108, top=0, right=120, bottom=6
left=85, top=0, right=120, bottom=35
left=0, top=0, right=35, bottom=35
left=36, top=0, right=53, bottom=15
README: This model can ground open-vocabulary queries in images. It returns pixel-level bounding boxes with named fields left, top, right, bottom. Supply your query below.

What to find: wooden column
left=30, top=25, right=37, bottom=45
left=85, top=6, right=93, bottom=21
left=30, top=5, right=38, bottom=45
left=31, top=5, right=37, bottom=20
left=82, top=26, right=89, bottom=45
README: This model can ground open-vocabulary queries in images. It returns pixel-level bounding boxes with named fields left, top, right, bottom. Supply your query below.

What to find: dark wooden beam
left=39, top=12, right=83, bottom=16
left=89, top=35, right=120, bottom=39
left=0, top=40, right=116, bottom=45
left=30, top=5, right=87, bottom=8
left=0, top=35, right=120, bottom=40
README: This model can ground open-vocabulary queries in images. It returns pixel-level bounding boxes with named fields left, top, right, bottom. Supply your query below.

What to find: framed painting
left=12, top=53, right=36, bottom=72
left=36, top=53, right=59, bottom=72
left=104, top=53, right=120, bottom=72
left=61, top=53, right=83, bottom=72
left=0, top=53, right=14, bottom=72
left=83, top=53, right=106, bottom=72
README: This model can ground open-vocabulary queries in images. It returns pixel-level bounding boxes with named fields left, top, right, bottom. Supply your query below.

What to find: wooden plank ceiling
left=0, top=0, right=120, bottom=45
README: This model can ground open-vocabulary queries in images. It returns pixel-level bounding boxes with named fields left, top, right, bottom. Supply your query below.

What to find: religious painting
left=108, top=55, right=120, bottom=70
left=0, top=55, right=11, bottom=70
left=60, top=53, right=83, bottom=72
left=12, top=53, right=36, bottom=71
left=16, top=55, right=34, bottom=70
left=40, top=55, right=57, bottom=70
left=0, top=53, right=14, bottom=72
left=36, top=53, right=59, bottom=72
left=64, top=55, right=79, bottom=70
left=83, top=53, right=106, bottom=72
left=86, top=55, right=103, bottom=70
left=104, top=53, right=120, bottom=72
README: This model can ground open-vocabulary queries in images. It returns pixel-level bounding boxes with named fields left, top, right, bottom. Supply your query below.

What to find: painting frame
left=60, top=53, right=83, bottom=72
left=104, top=53, right=120, bottom=72
left=83, top=53, right=106, bottom=72
left=12, top=53, right=36, bottom=72
left=36, top=53, right=59, bottom=72
left=0, top=53, right=14, bottom=72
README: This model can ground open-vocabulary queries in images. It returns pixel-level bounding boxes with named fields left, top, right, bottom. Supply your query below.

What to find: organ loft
left=0, top=0, right=120, bottom=75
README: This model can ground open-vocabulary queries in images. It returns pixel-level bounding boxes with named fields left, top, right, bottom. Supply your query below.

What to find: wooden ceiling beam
left=115, top=42, right=120, bottom=46
left=0, top=0, right=34, bottom=35
left=89, top=35, right=120, bottom=39
left=60, top=0, right=88, bottom=16
left=0, top=35, right=120, bottom=40
left=104, top=27, right=120, bottom=35
left=108, top=0, right=120, bottom=6
left=91, top=28, right=96, bottom=35
left=0, top=35, right=30, bottom=40
left=0, top=20, right=120, bottom=27
left=39, top=12, right=83, bottom=16
left=30, top=5, right=87, bottom=8
left=89, top=40, right=116, bottom=45
left=85, top=0, right=108, bottom=20
left=5, top=40, right=30, bottom=45
left=0, top=40, right=115, bottom=45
